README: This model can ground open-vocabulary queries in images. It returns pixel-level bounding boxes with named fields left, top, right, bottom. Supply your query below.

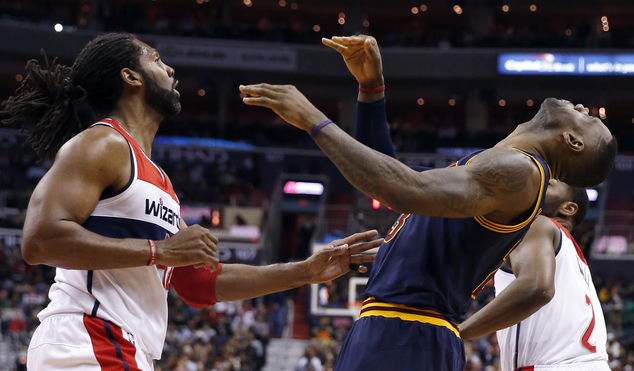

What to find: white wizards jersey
left=38, top=118, right=179, bottom=359
left=494, top=218, right=608, bottom=371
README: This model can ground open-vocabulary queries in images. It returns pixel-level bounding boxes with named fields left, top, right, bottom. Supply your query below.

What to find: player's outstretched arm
left=459, top=216, right=558, bottom=340
left=240, top=84, right=539, bottom=217
left=171, top=230, right=380, bottom=306
left=324, top=35, right=397, bottom=159
left=214, top=230, right=380, bottom=302
left=21, top=127, right=219, bottom=270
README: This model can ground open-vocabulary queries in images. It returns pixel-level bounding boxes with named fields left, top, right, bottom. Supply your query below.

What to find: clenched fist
left=154, top=224, right=219, bottom=270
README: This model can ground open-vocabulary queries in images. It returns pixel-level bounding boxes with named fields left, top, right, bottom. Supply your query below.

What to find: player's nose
left=166, top=65, right=175, bottom=78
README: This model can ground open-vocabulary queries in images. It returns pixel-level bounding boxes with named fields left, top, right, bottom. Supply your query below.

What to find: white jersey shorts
left=27, top=313, right=153, bottom=371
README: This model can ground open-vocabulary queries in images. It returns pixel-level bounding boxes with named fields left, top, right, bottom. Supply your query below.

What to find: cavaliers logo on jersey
left=384, top=214, right=411, bottom=243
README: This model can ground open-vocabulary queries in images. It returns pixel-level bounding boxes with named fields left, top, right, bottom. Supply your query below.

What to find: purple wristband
left=310, top=119, right=333, bottom=140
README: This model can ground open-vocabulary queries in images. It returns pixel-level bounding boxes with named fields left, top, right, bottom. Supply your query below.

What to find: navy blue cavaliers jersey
left=364, top=148, right=551, bottom=324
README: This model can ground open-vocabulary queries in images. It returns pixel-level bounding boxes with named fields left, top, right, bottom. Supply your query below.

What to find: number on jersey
left=581, top=295, right=597, bottom=353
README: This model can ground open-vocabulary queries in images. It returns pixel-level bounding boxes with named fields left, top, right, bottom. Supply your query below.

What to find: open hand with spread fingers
left=302, top=230, right=382, bottom=284
left=322, top=35, right=384, bottom=89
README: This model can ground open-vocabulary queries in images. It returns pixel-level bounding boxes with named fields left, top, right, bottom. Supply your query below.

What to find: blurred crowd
left=156, top=296, right=284, bottom=371
left=0, top=137, right=42, bottom=229
left=157, top=148, right=259, bottom=207
left=3, top=0, right=634, bottom=49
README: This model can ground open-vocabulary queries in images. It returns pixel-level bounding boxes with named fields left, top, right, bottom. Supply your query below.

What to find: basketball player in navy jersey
left=1, top=34, right=380, bottom=370
left=326, top=36, right=609, bottom=371
left=239, top=35, right=617, bottom=370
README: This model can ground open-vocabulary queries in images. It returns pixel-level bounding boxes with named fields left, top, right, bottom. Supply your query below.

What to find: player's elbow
left=526, top=281, right=555, bottom=306
left=21, top=223, right=56, bottom=265
left=21, top=234, right=46, bottom=265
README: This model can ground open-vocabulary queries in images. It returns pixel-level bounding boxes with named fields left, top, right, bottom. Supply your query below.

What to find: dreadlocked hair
left=0, top=33, right=142, bottom=159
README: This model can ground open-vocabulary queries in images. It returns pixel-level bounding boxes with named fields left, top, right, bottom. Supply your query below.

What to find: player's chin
left=163, top=102, right=182, bottom=119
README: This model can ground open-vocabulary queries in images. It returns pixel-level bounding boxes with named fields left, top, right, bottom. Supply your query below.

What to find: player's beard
left=541, top=193, right=566, bottom=220
left=541, top=202, right=559, bottom=219
left=139, top=70, right=181, bottom=119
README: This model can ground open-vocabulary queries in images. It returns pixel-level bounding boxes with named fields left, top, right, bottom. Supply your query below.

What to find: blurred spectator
left=296, top=346, right=323, bottom=371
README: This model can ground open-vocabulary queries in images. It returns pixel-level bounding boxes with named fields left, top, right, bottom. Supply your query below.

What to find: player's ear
left=563, top=132, right=584, bottom=153
left=121, top=68, right=142, bottom=89
left=558, top=201, right=578, bottom=217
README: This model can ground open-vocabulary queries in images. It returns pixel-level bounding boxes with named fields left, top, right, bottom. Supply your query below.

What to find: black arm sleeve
left=355, top=98, right=397, bottom=159
left=355, top=98, right=435, bottom=173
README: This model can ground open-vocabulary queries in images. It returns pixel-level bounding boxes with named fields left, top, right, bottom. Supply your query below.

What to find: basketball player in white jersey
left=1, top=34, right=380, bottom=370
left=460, top=180, right=609, bottom=371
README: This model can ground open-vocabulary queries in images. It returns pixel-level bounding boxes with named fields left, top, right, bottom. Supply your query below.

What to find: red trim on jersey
left=156, top=265, right=175, bottom=290
left=514, top=367, right=534, bottom=371
left=97, top=118, right=179, bottom=204
left=83, top=314, right=140, bottom=370
left=171, top=263, right=224, bottom=308
left=547, top=217, right=588, bottom=265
